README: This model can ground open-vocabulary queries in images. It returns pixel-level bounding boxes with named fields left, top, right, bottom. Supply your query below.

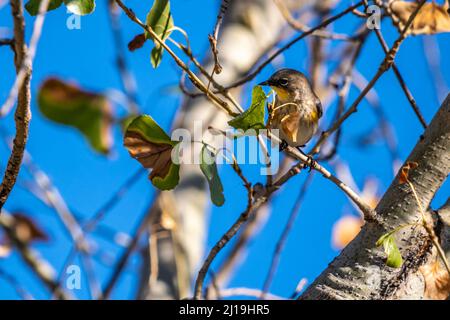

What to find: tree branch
left=301, top=94, right=450, bottom=300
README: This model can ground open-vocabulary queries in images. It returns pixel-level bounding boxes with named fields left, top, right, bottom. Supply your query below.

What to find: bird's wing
left=281, top=113, right=300, bottom=144
left=315, top=98, right=323, bottom=119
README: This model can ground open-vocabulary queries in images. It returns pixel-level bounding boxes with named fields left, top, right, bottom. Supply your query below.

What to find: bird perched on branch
left=259, top=68, right=322, bottom=166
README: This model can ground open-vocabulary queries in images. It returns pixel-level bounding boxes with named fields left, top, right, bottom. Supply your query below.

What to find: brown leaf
left=332, top=215, right=364, bottom=249
left=13, top=213, right=49, bottom=243
left=128, top=33, right=146, bottom=51
left=390, top=1, right=450, bottom=35
left=124, top=131, right=173, bottom=181
left=38, top=78, right=113, bottom=154
left=420, top=260, right=450, bottom=300
left=398, top=161, right=418, bottom=184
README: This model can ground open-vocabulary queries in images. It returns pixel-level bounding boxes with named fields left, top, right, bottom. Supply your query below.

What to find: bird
left=259, top=68, right=322, bottom=158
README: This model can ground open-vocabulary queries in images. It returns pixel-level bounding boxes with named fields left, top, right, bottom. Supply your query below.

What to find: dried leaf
left=332, top=215, right=363, bottom=249
left=420, top=260, right=450, bottom=300
left=38, top=77, right=113, bottom=154
left=13, top=213, right=49, bottom=243
left=390, top=1, right=450, bottom=35
left=128, top=33, right=146, bottom=52
left=124, top=115, right=180, bottom=190
left=398, top=161, right=418, bottom=184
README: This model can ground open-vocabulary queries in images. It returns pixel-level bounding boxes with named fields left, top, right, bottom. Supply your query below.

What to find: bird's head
left=259, top=68, right=315, bottom=103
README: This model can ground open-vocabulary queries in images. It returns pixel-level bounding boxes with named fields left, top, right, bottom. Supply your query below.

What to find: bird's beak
left=258, top=80, right=270, bottom=86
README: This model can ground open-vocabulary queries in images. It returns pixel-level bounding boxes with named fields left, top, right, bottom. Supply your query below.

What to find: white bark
left=301, top=94, right=450, bottom=300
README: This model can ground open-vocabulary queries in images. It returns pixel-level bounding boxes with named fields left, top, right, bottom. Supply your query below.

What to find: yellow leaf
left=332, top=215, right=363, bottom=249
left=390, top=1, right=450, bottom=35
left=420, top=260, right=450, bottom=300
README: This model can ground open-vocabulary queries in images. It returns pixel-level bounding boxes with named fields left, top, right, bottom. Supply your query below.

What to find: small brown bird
left=259, top=68, right=322, bottom=152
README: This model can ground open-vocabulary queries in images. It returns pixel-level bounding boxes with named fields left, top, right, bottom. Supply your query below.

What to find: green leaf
left=228, top=86, right=267, bottom=132
left=376, top=233, right=403, bottom=268
left=38, top=78, right=113, bottom=154
left=151, top=46, right=164, bottom=68
left=120, top=114, right=139, bottom=133
left=63, top=0, right=95, bottom=15
left=25, top=0, right=63, bottom=16
left=145, top=0, right=174, bottom=68
left=124, top=115, right=180, bottom=191
left=199, top=145, right=225, bottom=207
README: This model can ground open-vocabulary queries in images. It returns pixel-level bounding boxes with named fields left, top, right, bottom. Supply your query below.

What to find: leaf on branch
left=64, top=0, right=95, bottom=15
left=390, top=1, right=450, bottom=35
left=25, top=0, right=63, bottom=15
left=331, top=215, right=363, bottom=249
left=38, top=77, right=113, bottom=154
left=376, top=232, right=403, bottom=268
left=398, top=161, right=418, bottom=184
left=128, top=33, right=147, bottom=52
left=420, top=260, right=450, bottom=300
left=124, top=115, right=180, bottom=190
left=199, top=145, right=225, bottom=207
left=228, top=86, right=267, bottom=132
left=145, top=0, right=174, bottom=68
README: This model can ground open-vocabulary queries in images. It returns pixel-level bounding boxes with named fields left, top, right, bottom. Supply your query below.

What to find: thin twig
left=208, top=0, right=229, bottom=75
left=114, top=0, right=238, bottom=116
left=226, top=1, right=364, bottom=89
left=0, top=0, right=49, bottom=117
left=0, top=210, right=71, bottom=299
left=106, top=0, right=139, bottom=114
left=0, top=0, right=44, bottom=213
left=101, top=194, right=158, bottom=299
left=311, top=0, right=427, bottom=155
left=273, top=0, right=352, bottom=41
left=261, top=173, right=314, bottom=298
left=362, top=0, right=427, bottom=129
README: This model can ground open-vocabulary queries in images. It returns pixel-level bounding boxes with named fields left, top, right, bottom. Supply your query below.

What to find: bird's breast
left=271, top=101, right=319, bottom=147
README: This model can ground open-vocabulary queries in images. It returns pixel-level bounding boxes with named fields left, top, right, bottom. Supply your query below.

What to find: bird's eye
left=279, top=78, right=289, bottom=87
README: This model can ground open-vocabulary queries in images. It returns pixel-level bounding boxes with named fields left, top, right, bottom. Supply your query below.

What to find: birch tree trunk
left=301, top=94, right=450, bottom=300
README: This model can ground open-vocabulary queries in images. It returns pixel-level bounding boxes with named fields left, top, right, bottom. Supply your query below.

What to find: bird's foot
left=306, top=156, right=318, bottom=172
left=296, top=146, right=317, bottom=172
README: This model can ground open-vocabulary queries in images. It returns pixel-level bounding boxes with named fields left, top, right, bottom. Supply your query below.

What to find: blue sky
left=0, top=0, right=449, bottom=299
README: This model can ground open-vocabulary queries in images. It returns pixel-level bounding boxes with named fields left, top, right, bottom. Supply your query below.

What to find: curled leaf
left=228, top=86, right=267, bottom=132
left=38, top=77, right=113, bottom=154
left=199, top=145, right=225, bottom=207
left=398, top=161, right=418, bottom=184
left=128, top=33, right=147, bottom=52
left=420, top=260, right=450, bottom=300
left=124, top=115, right=180, bottom=190
left=390, top=1, right=450, bottom=35
left=376, top=232, right=403, bottom=268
